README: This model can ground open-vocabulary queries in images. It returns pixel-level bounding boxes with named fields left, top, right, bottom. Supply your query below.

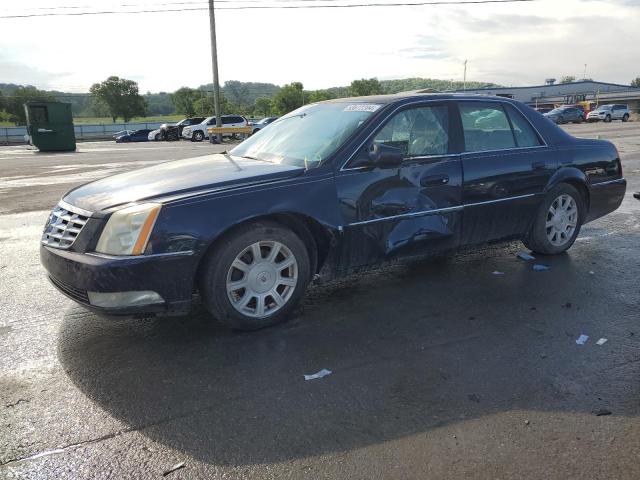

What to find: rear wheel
left=622, top=113, right=630, bottom=122
left=200, top=221, right=311, bottom=330
left=155, top=133, right=161, bottom=141
left=523, top=183, right=584, bottom=255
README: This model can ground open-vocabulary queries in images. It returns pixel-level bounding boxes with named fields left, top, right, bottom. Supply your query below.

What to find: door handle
left=531, top=161, right=548, bottom=170
left=421, top=174, right=449, bottom=187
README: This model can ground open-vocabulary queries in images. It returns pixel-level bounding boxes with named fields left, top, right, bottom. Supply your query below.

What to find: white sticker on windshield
left=343, top=104, right=381, bottom=112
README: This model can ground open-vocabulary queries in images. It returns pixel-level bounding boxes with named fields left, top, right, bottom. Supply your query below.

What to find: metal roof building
left=428, top=80, right=640, bottom=113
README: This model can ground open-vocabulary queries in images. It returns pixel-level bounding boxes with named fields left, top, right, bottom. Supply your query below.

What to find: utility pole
left=583, top=63, right=587, bottom=80
left=208, top=0, right=222, bottom=143
left=463, top=60, right=468, bottom=91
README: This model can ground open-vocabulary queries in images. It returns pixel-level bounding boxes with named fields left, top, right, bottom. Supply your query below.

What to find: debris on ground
left=304, top=369, right=332, bottom=381
left=576, top=334, right=589, bottom=345
left=524, top=419, right=530, bottom=425
left=5, top=398, right=30, bottom=408
left=517, top=252, right=536, bottom=261
left=162, top=462, right=185, bottom=477
left=468, top=394, right=481, bottom=403
left=593, top=409, right=612, bottom=416
left=563, top=302, right=572, bottom=308
left=532, top=264, right=551, bottom=272
left=596, top=338, right=608, bottom=346
left=634, top=192, right=640, bottom=200
left=589, top=271, right=595, bottom=275
left=492, top=271, right=505, bottom=276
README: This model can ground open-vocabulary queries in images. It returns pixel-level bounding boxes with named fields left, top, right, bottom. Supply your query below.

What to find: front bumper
left=40, top=245, right=197, bottom=316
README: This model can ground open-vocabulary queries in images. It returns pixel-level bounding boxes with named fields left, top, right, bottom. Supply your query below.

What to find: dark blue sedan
left=115, top=129, right=152, bottom=143
left=41, top=94, right=626, bottom=330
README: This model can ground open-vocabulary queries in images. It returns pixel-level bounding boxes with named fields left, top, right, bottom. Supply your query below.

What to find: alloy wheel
left=546, top=194, right=578, bottom=246
left=226, top=241, right=298, bottom=318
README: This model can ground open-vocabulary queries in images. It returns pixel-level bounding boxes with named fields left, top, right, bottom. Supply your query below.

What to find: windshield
left=596, top=105, right=613, bottom=111
left=230, top=102, right=380, bottom=168
left=549, top=108, right=568, bottom=114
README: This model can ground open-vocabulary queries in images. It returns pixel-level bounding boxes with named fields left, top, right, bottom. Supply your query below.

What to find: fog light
left=87, top=291, right=164, bottom=308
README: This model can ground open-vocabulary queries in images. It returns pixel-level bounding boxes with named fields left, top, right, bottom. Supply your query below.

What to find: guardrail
left=0, top=121, right=168, bottom=145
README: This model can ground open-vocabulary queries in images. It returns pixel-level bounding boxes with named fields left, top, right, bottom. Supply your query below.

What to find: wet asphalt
left=1, top=125, right=639, bottom=479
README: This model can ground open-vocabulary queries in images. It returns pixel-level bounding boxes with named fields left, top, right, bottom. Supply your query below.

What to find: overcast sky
left=0, top=0, right=638, bottom=93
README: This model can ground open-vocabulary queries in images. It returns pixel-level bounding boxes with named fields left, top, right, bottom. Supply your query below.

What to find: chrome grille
left=42, top=203, right=90, bottom=249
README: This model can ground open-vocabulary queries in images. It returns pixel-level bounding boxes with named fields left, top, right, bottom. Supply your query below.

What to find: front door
left=335, top=102, right=463, bottom=269
left=457, top=101, right=558, bottom=244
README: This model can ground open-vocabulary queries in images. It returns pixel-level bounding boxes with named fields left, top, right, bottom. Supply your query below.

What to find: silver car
left=587, top=104, right=631, bottom=123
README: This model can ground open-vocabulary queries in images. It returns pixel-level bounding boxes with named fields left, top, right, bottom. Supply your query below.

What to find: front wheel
left=604, top=115, right=612, bottom=123
left=200, top=221, right=312, bottom=330
left=523, top=184, right=584, bottom=255
left=192, top=131, right=204, bottom=142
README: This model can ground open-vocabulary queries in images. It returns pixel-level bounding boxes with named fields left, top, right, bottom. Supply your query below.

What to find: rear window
left=505, top=105, right=543, bottom=148
left=459, top=103, right=515, bottom=152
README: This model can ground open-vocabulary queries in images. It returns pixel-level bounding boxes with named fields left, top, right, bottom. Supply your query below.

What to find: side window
left=505, top=105, right=543, bottom=148
left=222, top=117, right=235, bottom=125
left=459, top=102, right=515, bottom=152
left=372, top=105, right=449, bottom=157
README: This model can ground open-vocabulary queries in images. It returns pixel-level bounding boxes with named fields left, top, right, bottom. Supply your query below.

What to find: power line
left=0, top=0, right=537, bottom=19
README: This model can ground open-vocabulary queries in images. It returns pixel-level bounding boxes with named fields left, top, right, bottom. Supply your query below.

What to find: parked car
left=543, top=106, right=584, bottom=124
left=586, top=104, right=630, bottom=123
left=112, top=130, right=133, bottom=140
left=182, top=115, right=248, bottom=142
left=40, top=94, right=626, bottom=331
left=251, top=116, right=279, bottom=134
left=161, top=117, right=207, bottom=140
left=534, top=108, right=553, bottom=114
left=148, top=129, right=162, bottom=141
left=115, top=129, right=152, bottom=143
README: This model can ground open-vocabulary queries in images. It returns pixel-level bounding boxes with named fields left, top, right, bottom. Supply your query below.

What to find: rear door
left=458, top=101, right=557, bottom=244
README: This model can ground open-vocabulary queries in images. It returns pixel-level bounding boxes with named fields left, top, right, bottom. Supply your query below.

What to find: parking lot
left=1, top=122, right=639, bottom=479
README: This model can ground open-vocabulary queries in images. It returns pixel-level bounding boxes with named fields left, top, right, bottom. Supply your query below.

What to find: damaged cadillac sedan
left=41, top=93, right=626, bottom=330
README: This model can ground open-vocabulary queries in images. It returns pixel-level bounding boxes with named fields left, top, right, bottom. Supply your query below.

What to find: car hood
left=63, top=154, right=305, bottom=215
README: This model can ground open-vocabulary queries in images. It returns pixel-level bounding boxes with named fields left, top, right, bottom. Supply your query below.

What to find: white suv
left=587, top=104, right=631, bottom=123
left=182, top=115, right=248, bottom=142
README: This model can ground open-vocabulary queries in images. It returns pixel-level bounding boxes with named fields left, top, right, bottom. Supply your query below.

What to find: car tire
left=192, top=131, right=204, bottom=142
left=199, top=221, right=312, bottom=331
left=622, top=114, right=629, bottom=122
left=605, top=114, right=612, bottom=123
left=155, top=133, right=161, bottom=141
left=522, top=183, right=585, bottom=255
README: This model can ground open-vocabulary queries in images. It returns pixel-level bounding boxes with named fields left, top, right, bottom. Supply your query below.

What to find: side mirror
left=369, top=143, right=403, bottom=168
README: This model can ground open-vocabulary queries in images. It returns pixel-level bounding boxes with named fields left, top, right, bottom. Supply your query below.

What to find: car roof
left=321, top=92, right=524, bottom=106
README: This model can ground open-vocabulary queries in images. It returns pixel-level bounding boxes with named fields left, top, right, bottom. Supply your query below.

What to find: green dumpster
left=24, top=101, right=76, bottom=152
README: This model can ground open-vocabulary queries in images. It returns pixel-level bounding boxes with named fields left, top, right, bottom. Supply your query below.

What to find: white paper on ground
left=304, top=369, right=332, bottom=381
left=576, top=334, right=589, bottom=345
left=596, top=338, right=608, bottom=346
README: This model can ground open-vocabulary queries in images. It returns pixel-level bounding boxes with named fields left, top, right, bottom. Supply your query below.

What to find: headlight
left=95, top=203, right=161, bottom=255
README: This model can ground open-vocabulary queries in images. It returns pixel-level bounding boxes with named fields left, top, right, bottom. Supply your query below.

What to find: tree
left=171, top=87, right=199, bottom=117
left=272, top=82, right=304, bottom=115
left=349, top=78, right=383, bottom=97
left=2, top=86, right=55, bottom=125
left=631, top=77, right=640, bottom=88
left=89, top=76, right=147, bottom=122
left=307, top=90, right=335, bottom=103
left=254, top=97, right=272, bottom=117
left=560, top=75, right=577, bottom=84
